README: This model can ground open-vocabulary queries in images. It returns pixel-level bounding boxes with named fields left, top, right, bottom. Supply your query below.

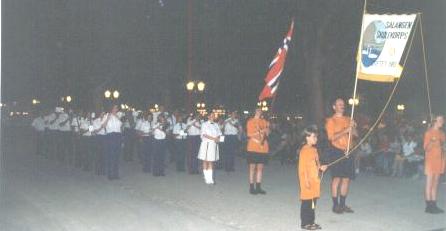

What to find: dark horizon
left=2, top=0, right=445, bottom=118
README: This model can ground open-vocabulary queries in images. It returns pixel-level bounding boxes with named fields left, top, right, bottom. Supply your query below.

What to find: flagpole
left=270, top=93, right=278, bottom=114
left=346, top=0, right=367, bottom=157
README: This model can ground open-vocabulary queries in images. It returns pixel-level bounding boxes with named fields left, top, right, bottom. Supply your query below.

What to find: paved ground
left=1, top=128, right=445, bottom=231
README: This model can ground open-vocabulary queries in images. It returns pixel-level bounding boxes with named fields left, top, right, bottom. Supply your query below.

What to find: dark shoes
left=426, top=202, right=444, bottom=214
left=332, top=205, right=354, bottom=214
left=249, top=183, right=267, bottom=195
left=249, top=184, right=257, bottom=195
left=332, top=205, right=343, bottom=214
left=256, top=183, right=267, bottom=195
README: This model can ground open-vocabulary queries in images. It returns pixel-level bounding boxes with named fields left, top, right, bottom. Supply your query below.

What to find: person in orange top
left=298, top=125, right=327, bottom=230
left=423, top=115, right=445, bottom=214
left=325, top=98, right=357, bottom=214
left=246, top=108, right=270, bottom=195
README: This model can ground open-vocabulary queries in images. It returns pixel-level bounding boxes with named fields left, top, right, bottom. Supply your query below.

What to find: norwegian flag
left=258, top=20, right=294, bottom=101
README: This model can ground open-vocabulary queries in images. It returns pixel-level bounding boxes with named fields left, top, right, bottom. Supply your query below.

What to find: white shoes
left=203, top=169, right=214, bottom=184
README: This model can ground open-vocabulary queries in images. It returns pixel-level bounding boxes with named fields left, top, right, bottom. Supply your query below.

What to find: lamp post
left=186, top=81, right=205, bottom=114
left=348, top=98, right=359, bottom=106
left=196, top=102, right=206, bottom=115
left=104, top=89, right=120, bottom=99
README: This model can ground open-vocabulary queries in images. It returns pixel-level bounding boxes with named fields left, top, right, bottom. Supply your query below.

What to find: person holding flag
left=325, top=98, right=357, bottom=214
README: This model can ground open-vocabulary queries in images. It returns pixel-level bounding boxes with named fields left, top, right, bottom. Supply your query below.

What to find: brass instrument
left=256, top=122, right=268, bottom=146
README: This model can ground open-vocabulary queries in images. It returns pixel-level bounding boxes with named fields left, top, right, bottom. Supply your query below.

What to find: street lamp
left=113, top=90, right=120, bottom=99
left=104, top=90, right=111, bottom=98
left=397, top=104, right=405, bottom=111
left=66, top=96, right=72, bottom=103
left=197, top=81, right=205, bottom=92
left=348, top=98, right=359, bottom=106
left=186, top=81, right=195, bottom=91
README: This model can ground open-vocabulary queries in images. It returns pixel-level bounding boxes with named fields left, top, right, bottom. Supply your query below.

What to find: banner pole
left=346, top=0, right=367, bottom=156
left=418, top=13, right=433, bottom=123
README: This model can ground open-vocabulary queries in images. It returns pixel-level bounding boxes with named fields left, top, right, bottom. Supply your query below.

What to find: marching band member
left=101, top=105, right=123, bottom=180
left=92, top=111, right=107, bottom=175
left=123, top=111, right=136, bottom=162
left=46, top=107, right=62, bottom=160
left=71, top=109, right=82, bottom=168
left=135, top=112, right=153, bottom=173
left=31, top=111, right=46, bottom=156
left=172, top=113, right=188, bottom=172
left=152, top=114, right=168, bottom=176
left=197, top=112, right=222, bottom=184
left=246, top=108, right=270, bottom=194
left=79, top=111, right=94, bottom=171
left=57, top=107, right=72, bottom=163
left=222, top=111, right=242, bottom=172
left=186, top=113, right=202, bottom=174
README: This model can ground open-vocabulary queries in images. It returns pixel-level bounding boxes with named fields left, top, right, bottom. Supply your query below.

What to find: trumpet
left=256, top=124, right=268, bottom=146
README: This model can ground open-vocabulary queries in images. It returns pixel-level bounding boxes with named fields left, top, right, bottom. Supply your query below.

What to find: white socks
left=203, top=169, right=214, bottom=184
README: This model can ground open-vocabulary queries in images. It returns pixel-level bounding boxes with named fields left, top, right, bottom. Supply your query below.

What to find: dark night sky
left=2, top=0, right=445, bottom=116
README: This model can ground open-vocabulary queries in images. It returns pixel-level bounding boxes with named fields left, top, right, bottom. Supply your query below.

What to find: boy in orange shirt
left=246, top=109, right=270, bottom=194
left=298, top=125, right=327, bottom=230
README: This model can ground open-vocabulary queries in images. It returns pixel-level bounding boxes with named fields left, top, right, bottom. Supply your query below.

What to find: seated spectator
left=355, top=138, right=373, bottom=174
left=398, top=133, right=421, bottom=177
left=376, top=134, right=393, bottom=175
left=388, top=136, right=402, bottom=177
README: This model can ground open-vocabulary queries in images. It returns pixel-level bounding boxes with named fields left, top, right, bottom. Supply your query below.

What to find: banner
left=358, top=14, right=417, bottom=82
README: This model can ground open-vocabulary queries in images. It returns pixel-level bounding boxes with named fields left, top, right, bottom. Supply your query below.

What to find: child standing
left=298, top=125, right=327, bottom=230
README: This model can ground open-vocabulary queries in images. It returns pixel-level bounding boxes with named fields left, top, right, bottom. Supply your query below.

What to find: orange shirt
left=423, top=128, right=445, bottom=174
left=246, top=118, right=269, bottom=154
left=325, top=115, right=352, bottom=151
left=298, top=144, right=321, bottom=200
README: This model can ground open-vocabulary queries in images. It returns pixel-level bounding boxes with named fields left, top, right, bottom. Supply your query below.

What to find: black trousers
left=301, top=199, right=317, bottom=227
left=187, top=136, right=201, bottom=174
left=222, top=135, right=239, bottom=171
left=80, top=136, right=94, bottom=171
left=152, top=139, right=167, bottom=176
left=174, top=139, right=187, bottom=171
left=95, top=135, right=106, bottom=175
left=35, top=131, right=45, bottom=156
left=141, top=136, right=153, bottom=173
left=123, top=129, right=135, bottom=161
left=105, top=133, right=122, bottom=179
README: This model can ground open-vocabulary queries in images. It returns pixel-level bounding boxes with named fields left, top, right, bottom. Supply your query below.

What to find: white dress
left=197, top=121, right=222, bottom=161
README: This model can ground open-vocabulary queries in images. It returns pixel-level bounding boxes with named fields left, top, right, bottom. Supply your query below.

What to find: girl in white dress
left=198, top=112, right=222, bottom=184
